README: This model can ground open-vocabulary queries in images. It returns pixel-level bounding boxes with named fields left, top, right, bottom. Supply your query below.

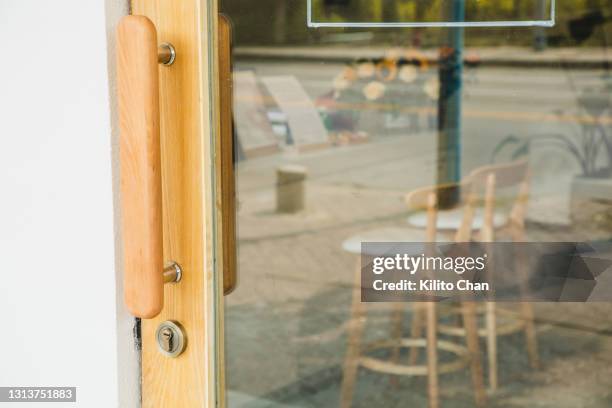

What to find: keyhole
left=156, top=321, right=186, bottom=358
left=161, top=327, right=174, bottom=352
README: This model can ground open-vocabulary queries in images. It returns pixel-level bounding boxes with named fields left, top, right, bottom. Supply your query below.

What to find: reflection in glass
left=222, top=0, right=612, bottom=406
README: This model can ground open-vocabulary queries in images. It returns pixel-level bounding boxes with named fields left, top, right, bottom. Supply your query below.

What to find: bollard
left=276, top=165, right=307, bottom=213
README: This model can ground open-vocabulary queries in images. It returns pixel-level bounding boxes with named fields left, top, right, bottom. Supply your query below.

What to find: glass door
left=221, top=1, right=612, bottom=406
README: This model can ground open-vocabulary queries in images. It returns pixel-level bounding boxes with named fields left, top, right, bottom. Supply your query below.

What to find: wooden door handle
left=117, top=15, right=179, bottom=319
left=218, top=14, right=237, bottom=295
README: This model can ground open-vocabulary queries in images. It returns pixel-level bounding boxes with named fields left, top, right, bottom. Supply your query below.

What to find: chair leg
left=511, top=225, right=540, bottom=370
left=409, top=304, right=424, bottom=365
left=485, top=302, right=498, bottom=391
left=462, top=301, right=487, bottom=408
left=521, top=302, right=540, bottom=370
left=340, top=259, right=367, bottom=408
left=454, top=307, right=463, bottom=328
left=389, top=302, right=404, bottom=387
left=425, top=301, right=439, bottom=408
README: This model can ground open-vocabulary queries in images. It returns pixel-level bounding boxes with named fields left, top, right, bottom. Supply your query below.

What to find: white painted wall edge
left=0, top=0, right=137, bottom=406
left=105, top=0, right=141, bottom=407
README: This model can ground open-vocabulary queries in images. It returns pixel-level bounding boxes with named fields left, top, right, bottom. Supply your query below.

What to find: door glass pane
left=222, top=1, right=612, bottom=406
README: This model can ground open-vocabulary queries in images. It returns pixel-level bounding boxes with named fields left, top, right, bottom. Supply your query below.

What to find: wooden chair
left=435, top=159, right=540, bottom=391
left=339, top=182, right=487, bottom=408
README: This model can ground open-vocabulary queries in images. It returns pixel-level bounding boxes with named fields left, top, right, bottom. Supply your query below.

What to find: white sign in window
left=307, top=0, right=555, bottom=28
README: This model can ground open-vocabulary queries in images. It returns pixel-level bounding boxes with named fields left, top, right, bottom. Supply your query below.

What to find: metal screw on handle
left=158, top=43, right=176, bottom=66
left=163, top=262, right=182, bottom=284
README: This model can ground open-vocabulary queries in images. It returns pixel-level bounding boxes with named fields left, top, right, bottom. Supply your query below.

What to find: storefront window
left=222, top=1, right=612, bottom=406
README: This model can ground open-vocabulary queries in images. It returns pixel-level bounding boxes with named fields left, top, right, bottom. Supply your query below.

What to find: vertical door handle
left=218, top=14, right=238, bottom=295
left=117, top=15, right=179, bottom=318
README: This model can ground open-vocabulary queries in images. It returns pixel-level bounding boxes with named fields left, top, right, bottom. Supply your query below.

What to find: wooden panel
left=130, top=0, right=224, bottom=407
left=218, top=14, right=237, bottom=295
left=117, top=16, right=164, bottom=319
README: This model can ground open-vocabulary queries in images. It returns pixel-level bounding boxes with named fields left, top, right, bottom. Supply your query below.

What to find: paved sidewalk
left=225, top=131, right=612, bottom=407
left=234, top=46, right=612, bottom=69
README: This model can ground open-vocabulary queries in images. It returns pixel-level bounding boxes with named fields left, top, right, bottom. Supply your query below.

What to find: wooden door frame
left=130, top=0, right=225, bottom=406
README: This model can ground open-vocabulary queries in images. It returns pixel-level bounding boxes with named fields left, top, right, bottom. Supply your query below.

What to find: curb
left=234, top=47, right=611, bottom=70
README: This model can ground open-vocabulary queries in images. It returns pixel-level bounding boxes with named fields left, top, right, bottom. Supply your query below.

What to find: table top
left=406, top=207, right=508, bottom=231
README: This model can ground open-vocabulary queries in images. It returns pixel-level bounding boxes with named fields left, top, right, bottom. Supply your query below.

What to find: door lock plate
left=155, top=320, right=186, bottom=358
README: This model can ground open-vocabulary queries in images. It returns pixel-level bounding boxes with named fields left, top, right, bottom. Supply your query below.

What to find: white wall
left=0, top=1, right=134, bottom=407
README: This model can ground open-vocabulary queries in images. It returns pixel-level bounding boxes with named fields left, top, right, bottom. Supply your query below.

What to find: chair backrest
left=466, top=159, right=531, bottom=240
left=467, top=159, right=529, bottom=190
left=404, top=181, right=472, bottom=212
left=404, top=181, right=476, bottom=242
left=403, top=159, right=531, bottom=244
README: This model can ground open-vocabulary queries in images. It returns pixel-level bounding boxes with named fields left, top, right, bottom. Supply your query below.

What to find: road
left=233, top=60, right=610, bottom=206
